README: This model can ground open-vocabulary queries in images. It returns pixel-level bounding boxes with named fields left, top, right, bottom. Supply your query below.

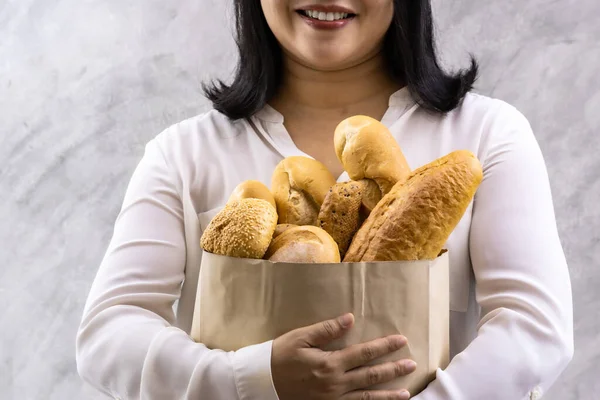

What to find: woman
left=76, top=1, right=574, bottom=399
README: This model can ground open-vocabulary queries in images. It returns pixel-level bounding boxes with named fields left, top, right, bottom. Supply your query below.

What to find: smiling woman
left=205, top=1, right=477, bottom=123
left=263, top=1, right=393, bottom=69
left=75, top=1, right=574, bottom=399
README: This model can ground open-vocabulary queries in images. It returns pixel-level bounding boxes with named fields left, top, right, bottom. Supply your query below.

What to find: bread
left=334, top=115, right=411, bottom=198
left=227, top=180, right=276, bottom=209
left=317, top=181, right=366, bottom=258
left=273, top=224, right=298, bottom=238
left=344, top=150, right=483, bottom=262
left=317, top=179, right=384, bottom=258
left=271, top=156, right=337, bottom=226
left=200, top=198, right=278, bottom=259
left=357, top=178, right=383, bottom=215
left=265, top=225, right=341, bottom=263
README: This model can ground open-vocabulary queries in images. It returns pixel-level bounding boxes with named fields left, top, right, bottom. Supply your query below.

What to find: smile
left=296, top=6, right=356, bottom=29
left=298, top=10, right=353, bottom=21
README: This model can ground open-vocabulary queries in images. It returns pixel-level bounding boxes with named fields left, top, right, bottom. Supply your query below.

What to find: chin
left=294, top=48, right=358, bottom=71
left=304, top=59, right=350, bottom=71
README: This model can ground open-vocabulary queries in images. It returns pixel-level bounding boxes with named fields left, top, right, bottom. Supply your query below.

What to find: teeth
left=304, top=10, right=350, bottom=21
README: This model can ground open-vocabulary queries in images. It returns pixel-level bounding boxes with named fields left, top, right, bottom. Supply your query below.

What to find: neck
left=269, top=52, right=402, bottom=120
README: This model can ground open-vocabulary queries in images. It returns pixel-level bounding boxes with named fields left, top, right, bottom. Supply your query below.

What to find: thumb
left=302, top=313, right=355, bottom=348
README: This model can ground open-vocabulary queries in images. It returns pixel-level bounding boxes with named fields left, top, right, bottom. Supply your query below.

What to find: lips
left=299, top=9, right=352, bottom=21
left=296, top=4, right=356, bottom=29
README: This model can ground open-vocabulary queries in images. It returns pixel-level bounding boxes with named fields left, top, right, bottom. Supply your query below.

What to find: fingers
left=301, top=313, right=355, bottom=348
left=337, top=335, right=408, bottom=371
left=342, top=388, right=411, bottom=400
left=344, top=359, right=417, bottom=392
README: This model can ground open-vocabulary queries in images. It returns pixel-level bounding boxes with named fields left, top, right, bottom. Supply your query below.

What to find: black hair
left=203, top=0, right=479, bottom=120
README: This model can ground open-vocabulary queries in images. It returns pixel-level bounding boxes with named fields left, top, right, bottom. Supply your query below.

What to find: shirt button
left=529, top=386, right=543, bottom=400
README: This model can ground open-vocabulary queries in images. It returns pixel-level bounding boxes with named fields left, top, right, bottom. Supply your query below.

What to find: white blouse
left=76, top=88, right=573, bottom=400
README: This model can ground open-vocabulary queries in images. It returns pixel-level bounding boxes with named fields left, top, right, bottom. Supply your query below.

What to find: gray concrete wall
left=1, top=1, right=597, bottom=398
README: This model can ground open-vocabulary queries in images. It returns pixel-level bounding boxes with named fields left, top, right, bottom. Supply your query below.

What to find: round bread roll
left=334, top=115, right=411, bottom=197
left=227, top=180, right=276, bottom=209
left=273, top=224, right=298, bottom=238
left=200, top=198, right=278, bottom=259
left=265, top=225, right=341, bottom=263
left=271, top=156, right=337, bottom=226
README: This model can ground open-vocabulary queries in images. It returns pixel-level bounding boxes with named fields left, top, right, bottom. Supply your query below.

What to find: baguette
left=344, top=150, right=483, bottom=262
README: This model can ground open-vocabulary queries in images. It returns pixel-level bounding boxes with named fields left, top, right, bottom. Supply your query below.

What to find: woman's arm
left=412, top=104, right=574, bottom=400
left=75, top=136, right=279, bottom=399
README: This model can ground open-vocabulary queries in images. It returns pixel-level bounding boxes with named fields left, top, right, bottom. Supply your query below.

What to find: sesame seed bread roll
left=271, top=156, right=337, bottom=226
left=265, top=225, right=341, bottom=264
left=334, top=115, right=411, bottom=198
left=226, top=180, right=276, bottom=209
left=200, top=198, right=278, bottom=259
left=344, top=150, right=483, bottom=262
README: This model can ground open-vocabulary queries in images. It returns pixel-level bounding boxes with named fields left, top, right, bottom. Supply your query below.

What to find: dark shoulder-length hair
left=203, top=0, right=479, bottom=120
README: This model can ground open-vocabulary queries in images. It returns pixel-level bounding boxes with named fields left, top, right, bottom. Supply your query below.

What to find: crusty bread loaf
left=271, top=156, right=337, bottom=226
left=273, top=224, right=298, bottom=238
left=265, top=225, right=341, bottom=263
left=227, top=180, right=276, bottom=209
left=334, top=115, right=411, bottom=197
left=200, top=198, right=278, bottom=259
left=344, top=150, right=483, bottom=262
left=317, top=181, right=366, bottom=258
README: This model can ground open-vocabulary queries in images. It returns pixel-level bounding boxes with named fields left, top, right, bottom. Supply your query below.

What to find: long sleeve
left=75, top=136, right=280, bottom=400
left=412, top=105, right=574, bottom=399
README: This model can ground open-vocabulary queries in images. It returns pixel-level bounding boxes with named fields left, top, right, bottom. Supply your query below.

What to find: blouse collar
left=253, top=86, right=416, bottom=124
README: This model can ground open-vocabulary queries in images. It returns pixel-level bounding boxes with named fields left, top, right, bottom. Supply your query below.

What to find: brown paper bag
left=190, top=249, right=450, bottom=396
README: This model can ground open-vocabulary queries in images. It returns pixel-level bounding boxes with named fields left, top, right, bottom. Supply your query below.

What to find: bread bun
left=273, top=224, right=298, bottom=238
left=317, top=181, right=366, bottom=258
left=265, top=225, right=341, bottom=263
left=271, top=156, right=337, bottom=226
left=344, top=150, right=483, bottom=262
left=334, top=115, right=411, bottom=197
left=200, top=198, right=278, bottom=259
left=227, top=180, right=276, bottom=209
left=356, top=178, right=383, bottom=216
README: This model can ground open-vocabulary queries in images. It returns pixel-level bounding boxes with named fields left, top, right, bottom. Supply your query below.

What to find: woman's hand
left=271, top=313, right=416, bottom=400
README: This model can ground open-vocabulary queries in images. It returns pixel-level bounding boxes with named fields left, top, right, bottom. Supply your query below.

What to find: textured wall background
left=1, top=0, right=598, bottom=399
